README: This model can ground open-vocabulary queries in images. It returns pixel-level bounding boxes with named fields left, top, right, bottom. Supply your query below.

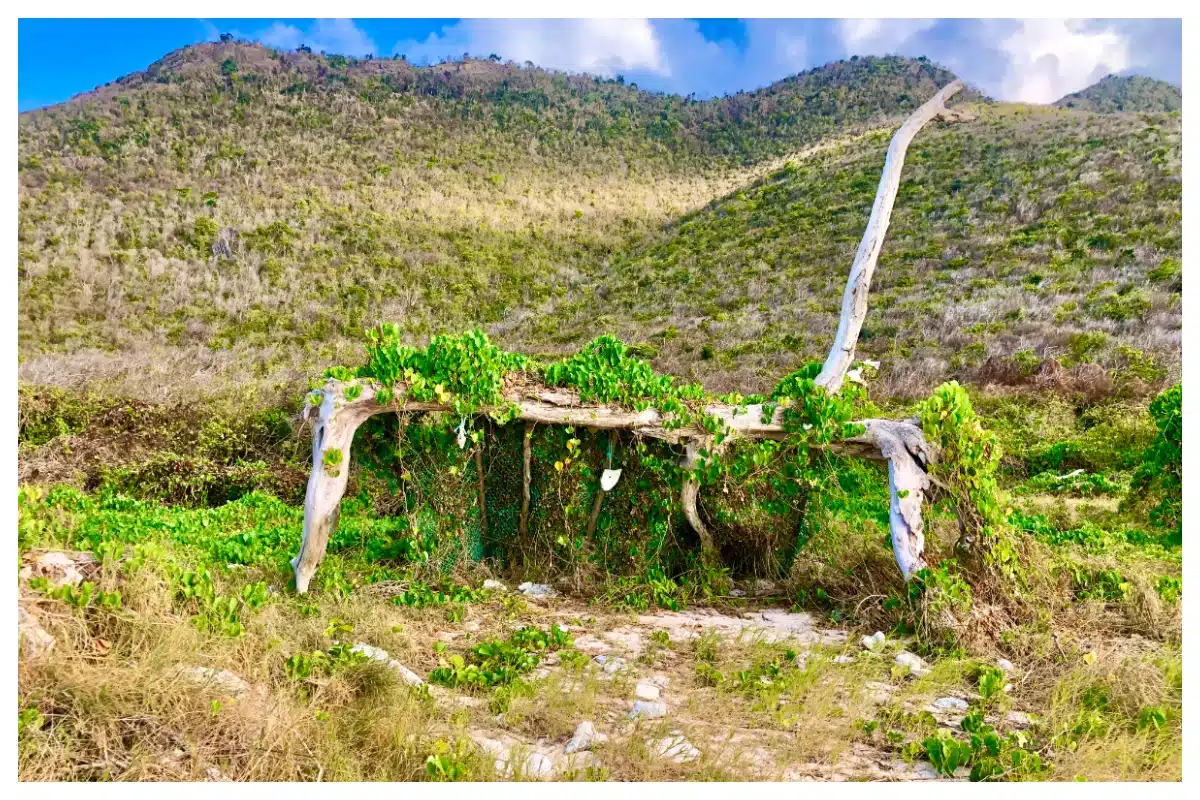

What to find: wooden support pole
left=474, top=444, right=488, bottom=546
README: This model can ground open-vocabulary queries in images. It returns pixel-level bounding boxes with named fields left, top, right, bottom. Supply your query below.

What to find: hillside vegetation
left=18, top=41, right=1182, bottom=783
left=1054, top=74, right=1182, bottom=113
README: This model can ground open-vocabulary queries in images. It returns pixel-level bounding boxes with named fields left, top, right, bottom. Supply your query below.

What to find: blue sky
left=18, top=18, right=1182, bottom=112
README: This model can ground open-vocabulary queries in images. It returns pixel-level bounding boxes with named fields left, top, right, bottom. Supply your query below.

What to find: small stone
left=18, top=606, right=55, bottom=659
left=933, top=697, right=969, bottom=711
left=531, top=667, right=552, bottom=680
left=794, top=652, right=810, bottom=670
left=595, top=655, right=626, bottom=675
left=517, top=582, right=556, bottom=598
left=1005, top=711, right=1033, bottom=728
left=564, top=721, right=607, bottom=754
left=650, top=732, right=700, bottom=763
left=171, top=666, right=250, bottom=699
left=861, top=631, right=886, bottom=651
left=34, top=551, right=86, bottom=587
left=649, top=674, right=671, bottom=688
left=483, top=579, right=508, bottom=592
left=996, top=658, right=1015, bottom=673
left=864, top=681, right=893, bottom=704
left=523, top=751, right=555, bottom=779
left=350, top=643, right=425, bottom=686
left=833, top=654, right=856, bottom=664
left=895, top=651, right=930, bottom=678
left=635, top=682, right=661, bottom=701
left=729, top=589, right=747, bottom=597
left=205, top=765, right=231, bottom=781
left=628, top=700, right=667, bottom=719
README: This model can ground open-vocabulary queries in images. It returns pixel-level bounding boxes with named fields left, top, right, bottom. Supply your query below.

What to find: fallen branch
left=291, top=81, right=970, bottom=592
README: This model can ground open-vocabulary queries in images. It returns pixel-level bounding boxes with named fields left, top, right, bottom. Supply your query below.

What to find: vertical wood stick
left=474, top=444, right=487, bottom=546
left=519, top=422, right=532, bottom=551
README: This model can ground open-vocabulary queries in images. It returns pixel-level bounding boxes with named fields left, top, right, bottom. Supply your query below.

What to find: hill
left=1054, top=74, right=1182, bottom=113
left=17, top=43, right=981, bottom=401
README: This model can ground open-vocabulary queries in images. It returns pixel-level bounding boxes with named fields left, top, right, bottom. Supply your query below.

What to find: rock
left=205, top=765, right=231, bottom=781
left=628, top=700, right=667, bottom=719
left=594, top=654, right=627, bottom=675
left=171, top=666, right=250, bottom=699
left=861, top=631, right=886, bottom=651
left=483, top=579, right=508, bottom=592
left=517, top=582, right=556, bottom=598
left=531, top=667, right=552, bottom=680
left=350, top=643, right=425, bottom=687
left=933, top=697, right=969, bottom=711
left=912, top=761, right=940, bottom=780
left=1005, top=711, right=1033, bottom=729
left=794, top=651, right=810, bottom=670
left=650, top=732, right=700, bottom=763
left=564, top=721, right=607, bottom=754
left=635, top=682, right=661, bottom=701
left=524, top=751, right=555, bottom=779
left=864, top=681, right=893, bottom=704
left=833, top=654, right=856, bottom=664
left=648, top=674, right=671, bottom=688
left=33, top=551, right=90, bottom=587
left=18, top=606, right=55, bottom=658
left=750, top=579, right=777, bottom=596
left=996, top=658, right=1015, bottom=673
left=895, top=651, right=930, bottom=678
left=729, top=589, right=747, bottom=597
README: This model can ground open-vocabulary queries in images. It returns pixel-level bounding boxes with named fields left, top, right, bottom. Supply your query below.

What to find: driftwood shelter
left=291, top=82, right=969, bottom=594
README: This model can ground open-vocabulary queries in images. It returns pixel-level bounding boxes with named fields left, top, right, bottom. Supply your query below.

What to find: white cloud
left=395, top=19, right=665, bottom=77
left=257, top=18, right=378, bottom=57
left=995, top=19, right=1130, bottom=103
left=837, top=19, right=937, bottom=56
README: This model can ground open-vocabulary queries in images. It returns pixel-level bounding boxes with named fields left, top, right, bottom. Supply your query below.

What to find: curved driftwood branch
left=815, top=80, right=964, bottom=394
left=291, top=380, right=936, bottom=591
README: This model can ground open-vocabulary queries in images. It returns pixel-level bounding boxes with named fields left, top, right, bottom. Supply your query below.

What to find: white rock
left=350, top=643, right=425, bottom=686
left=171, top=666, right=250, bottom=699
left=729, top=589, right=747, bottom=597
left=996, top=658, right=1015, bottom=673
left=628, top=700, right=667, bottom=719
left=18, top=606, right=55, bottom=658
left=648, top=674, right=671, bottom=688
left=483, top=579, right=508, bottom=592
left=564, top=721, right=607, bottom=754
left=833, top=654, right=856, bottom=664
left=635, top=682, right=661, bottom=701
left=861, top=631, right=886, bottom=651
left=594, top=655, right=627, bottom=675
left=933, top=697, right=969, bottom=711
left=517, top=582, right=556, bottom=598
left=895, top=651, right=930, bottom=678
left=794, top=651, right=810, bottom=670
left=651, top=732, right=700, bottom=763
left=524, top=751, right=555, bottom=779
left=35, top=551, right=86, bottom=587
